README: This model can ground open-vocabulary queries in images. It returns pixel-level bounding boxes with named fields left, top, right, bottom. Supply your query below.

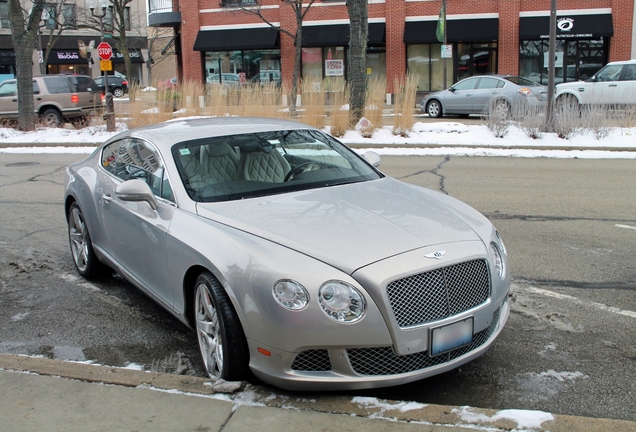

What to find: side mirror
left=116, top=179, right=158, bottom=210
left=363, top=151, right=382, bottom=167
left=449, top=87, right=456, bottom=92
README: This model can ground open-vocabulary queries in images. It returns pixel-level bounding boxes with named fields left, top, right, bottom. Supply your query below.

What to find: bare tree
left=8, top=0, right=45, bottom=131
left=346, top=0, right=368, bottom=124
left=39, top=0, right=82, bottom=72
left=235, top=0, right=317, bottom=112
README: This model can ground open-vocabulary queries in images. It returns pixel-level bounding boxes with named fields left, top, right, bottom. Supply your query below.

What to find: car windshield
left=172, top=129, right=382, bottom=202
left=504, top=76, right=541, bottom=86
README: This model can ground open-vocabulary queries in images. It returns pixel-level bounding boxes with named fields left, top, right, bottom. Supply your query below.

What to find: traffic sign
left=100, top=60, right=112, bottom=71
left=97, top=42, right=113, bottom=60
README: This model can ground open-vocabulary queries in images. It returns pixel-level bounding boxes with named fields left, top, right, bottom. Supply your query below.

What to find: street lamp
left=86, top=0, right=115, bottom=132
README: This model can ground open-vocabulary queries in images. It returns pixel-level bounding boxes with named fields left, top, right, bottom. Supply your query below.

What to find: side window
left=33, top=80, right=40, bottom=95
left=105, top=139, right=174, bottom=202
left=595, top=65, right=622, bottom=82
left=453, top=78, right=478, bottom=91
left=622, top=64, right=636, bottom=81
left=0, top=81, right=17, bottom=97
left=101, top=141, right=121, bottom=176
left=477, top=77, right=500, bottom=89
left=42, top=76, right=71, bottom=94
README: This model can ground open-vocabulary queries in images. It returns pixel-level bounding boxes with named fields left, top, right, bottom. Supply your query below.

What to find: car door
left=470, top=77, right=504, bottom=114
left=0, top=80, right=40, bottom=118
left=618, top=64, right=636, bottom=104
left=0, top=80, right=18, bottom=118
left=97, top=138, right=176, bottom=309
left=585, top=64, right=624, bottom=105
left=444, top=77, right=479, bottom=114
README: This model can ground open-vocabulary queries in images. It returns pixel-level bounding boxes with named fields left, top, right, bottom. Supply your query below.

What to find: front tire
left=194, top=272, right=249, bottom=381
left=68, top=202, right=102, bottom=278
left=426, top=100, right=443, bottom=118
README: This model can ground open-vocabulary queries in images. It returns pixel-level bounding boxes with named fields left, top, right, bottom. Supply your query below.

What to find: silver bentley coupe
left=64, top=117, right=510, bottom=390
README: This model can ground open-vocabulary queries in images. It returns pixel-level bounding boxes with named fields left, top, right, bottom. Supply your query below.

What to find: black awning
left=112, top=49, right=144, bottom=64
left=520, top=13, right=613, bottom=39
left=302, top=23, right=385, bottom=47
left=404, top=18, right=498, bottom=44
left=0, top=50, right=15, bottom=66
left=193, top=27, right=279, bottom=52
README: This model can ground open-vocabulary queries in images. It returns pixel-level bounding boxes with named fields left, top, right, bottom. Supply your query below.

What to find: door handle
left=102, top=193, right=112, bottom=204
left=609, top=84, right=618, bottom=87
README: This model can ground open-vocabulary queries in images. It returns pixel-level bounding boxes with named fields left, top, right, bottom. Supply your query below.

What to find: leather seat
left=242, top=146, right=290, bottom=182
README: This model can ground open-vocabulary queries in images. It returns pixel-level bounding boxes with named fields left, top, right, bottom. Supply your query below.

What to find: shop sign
left=325, top=59, right=344, bottom=77
left=56, top=52, right=80, bottom=61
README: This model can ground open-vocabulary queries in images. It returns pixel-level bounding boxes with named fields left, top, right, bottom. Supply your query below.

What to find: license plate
left=430, top=318, right=473, bottom=356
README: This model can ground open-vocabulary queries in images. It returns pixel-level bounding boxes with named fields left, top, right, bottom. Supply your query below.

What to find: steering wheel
left=284, top=162, right=324, bottom=182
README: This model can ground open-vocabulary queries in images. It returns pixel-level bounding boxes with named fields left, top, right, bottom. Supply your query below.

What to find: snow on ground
left=1, top=121, right=635, bottom=158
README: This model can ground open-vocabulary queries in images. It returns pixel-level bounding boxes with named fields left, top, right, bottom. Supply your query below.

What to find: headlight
left=273, top=279, right=309, bottom=310
left=490, top=242, right=506, bottom=280
left=319, top=281, right=366, bottom=323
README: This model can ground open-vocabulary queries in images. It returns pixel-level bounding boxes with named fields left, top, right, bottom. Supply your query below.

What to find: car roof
left=111, top=117, right=318, bottom=152
left=606, top=59, right=636, bottom=66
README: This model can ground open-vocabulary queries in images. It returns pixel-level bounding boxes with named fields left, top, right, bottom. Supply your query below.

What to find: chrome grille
left=291, top=349, right=332, bottom=371
left=387, top=259, right=490, bottom=327
left=348, top=307, right=501, bottom=376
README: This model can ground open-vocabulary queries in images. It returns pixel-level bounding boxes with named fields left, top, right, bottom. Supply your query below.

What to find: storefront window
left=457, top=43, right=497, bottom=81
left=205, top=50, right=281, bottom=86
left=407, top=44, right=452, bottom=91
left=519, top=39, right=606, bottom=84
left=367, top=50, right=386, bottom=80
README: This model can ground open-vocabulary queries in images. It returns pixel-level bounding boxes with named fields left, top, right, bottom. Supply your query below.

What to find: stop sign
left=97, top=42, right=112, bottom=60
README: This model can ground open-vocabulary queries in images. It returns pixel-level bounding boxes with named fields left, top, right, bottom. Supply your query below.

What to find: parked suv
left=555, top=59, right=636, bottom=108
left=0, top=74, right=101, bottom=127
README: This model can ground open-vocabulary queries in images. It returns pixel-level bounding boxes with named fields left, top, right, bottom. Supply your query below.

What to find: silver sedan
left=421, top=75, right=548, bottom=118
left=64, top=117, right=510, bottom=390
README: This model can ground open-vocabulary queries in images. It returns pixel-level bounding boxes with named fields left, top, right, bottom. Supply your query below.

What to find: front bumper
left=249, top=297, right=509, bottom=391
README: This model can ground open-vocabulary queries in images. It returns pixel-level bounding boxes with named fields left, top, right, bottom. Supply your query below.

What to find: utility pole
left=545, top=0, right=557, bottom=131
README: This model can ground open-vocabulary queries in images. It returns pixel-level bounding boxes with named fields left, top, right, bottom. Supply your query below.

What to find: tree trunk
left=290, top=16, right=302, bottom=113
left=346, top=0, right=368, bottom=125
left=9, top=0, right=45, bottom=131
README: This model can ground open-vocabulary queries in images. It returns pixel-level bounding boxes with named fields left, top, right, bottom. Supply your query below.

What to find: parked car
left=524, top=64, right=603, bottom=85
left=421, top=75, right=548, bottom=118
left=94, top=75, right=128, bottom=98
left=64, top=117, right=510, bottom=391
left=555, top=59, right=636, bottom=108
left=206, top=73, right=240, bottom=87
left=0, top=74, right=101, bottom=127
left=157, top=77, right=178, bottom=91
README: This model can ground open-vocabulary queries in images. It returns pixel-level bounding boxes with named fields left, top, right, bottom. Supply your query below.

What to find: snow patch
left=454, top=406, right=554, bottom=430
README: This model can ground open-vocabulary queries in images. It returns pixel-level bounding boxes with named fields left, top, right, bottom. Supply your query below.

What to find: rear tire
left=426, top=100, right=443, bottom=118
left=113, top=87, right=125, bottom=98
left=491, top=100, right=511, bottom=120
left=42, top=108, right=63, bottom=127
left=194, top=272, right=249, bottom=381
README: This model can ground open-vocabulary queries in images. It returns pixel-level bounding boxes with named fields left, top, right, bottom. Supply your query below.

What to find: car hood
left=196, top=178, right=485, bottom=274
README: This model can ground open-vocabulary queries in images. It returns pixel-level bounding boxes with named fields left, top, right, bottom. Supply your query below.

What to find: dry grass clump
left=301, top=79, right=327, bottom=129
left=327, top=80, right=349, bottom=137
left=362, top=76, right=386, bottom=137
left=392, top=74, right=418, bottom=136
left=512, top=102, right=544, bottom=139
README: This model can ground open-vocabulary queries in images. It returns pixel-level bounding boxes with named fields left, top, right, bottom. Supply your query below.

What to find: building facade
left=0, top=0, right=149, bottom=84
left=150, top=0, right=635, bottom=97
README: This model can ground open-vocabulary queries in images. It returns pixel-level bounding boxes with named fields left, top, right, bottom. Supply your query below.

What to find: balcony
left=148, top=0, right=181, bottom=27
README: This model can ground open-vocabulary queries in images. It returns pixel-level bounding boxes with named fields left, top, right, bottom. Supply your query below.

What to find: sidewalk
left=1, top=354, right=635, bottom=431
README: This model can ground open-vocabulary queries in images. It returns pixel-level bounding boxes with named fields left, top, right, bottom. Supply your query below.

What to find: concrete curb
left=1, top=353, right=634, bottom=431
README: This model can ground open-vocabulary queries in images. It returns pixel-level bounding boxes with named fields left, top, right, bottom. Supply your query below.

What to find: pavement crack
left=399, top=156, right=452, bottom=194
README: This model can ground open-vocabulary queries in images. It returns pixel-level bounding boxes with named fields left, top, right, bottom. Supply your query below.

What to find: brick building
left=149, top=0, right=635, bottom=96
